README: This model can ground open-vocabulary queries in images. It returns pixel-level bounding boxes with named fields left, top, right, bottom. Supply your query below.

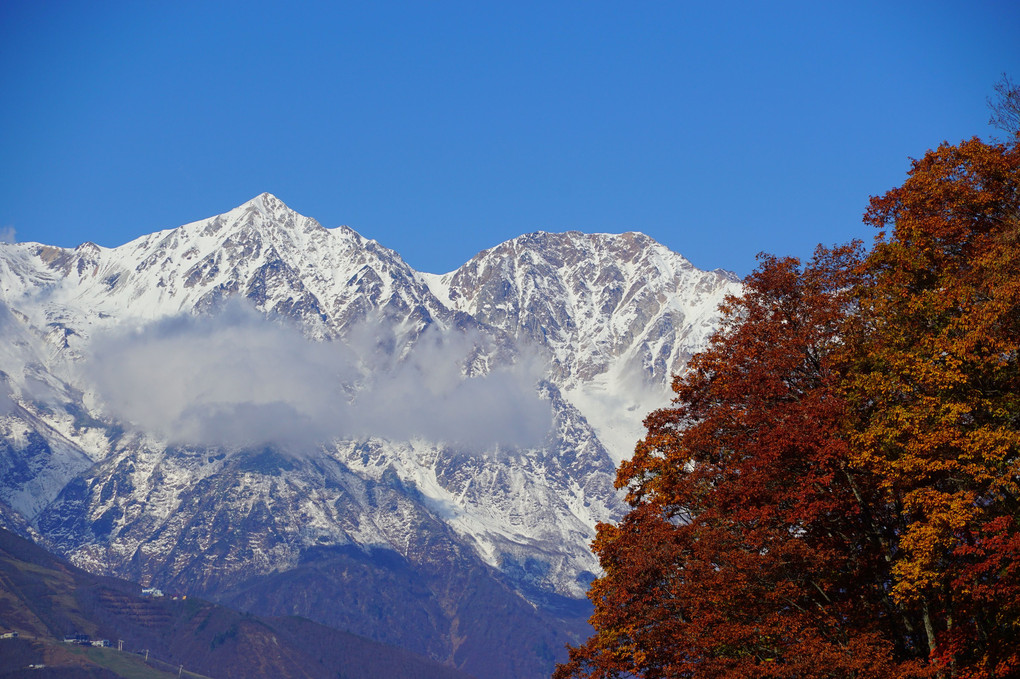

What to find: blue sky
left=1, top=2, right=1017, bottom=275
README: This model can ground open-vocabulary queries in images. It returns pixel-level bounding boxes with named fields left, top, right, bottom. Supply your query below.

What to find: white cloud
left=0, top=226, right=15, bottom=244
left=349, top=327, right=552, bottom=450
left=83, top=302, right=552, bottom=452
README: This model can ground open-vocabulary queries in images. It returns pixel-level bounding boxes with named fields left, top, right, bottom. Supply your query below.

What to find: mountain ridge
left=0, top=193, right=741, bottom=678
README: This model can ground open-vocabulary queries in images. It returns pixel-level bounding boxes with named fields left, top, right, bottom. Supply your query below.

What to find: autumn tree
left=555, top=246, right=919, bottom=678
left=557, top=133, right=1020, bottom=679
left=844, top=135, right=1020, bottom=676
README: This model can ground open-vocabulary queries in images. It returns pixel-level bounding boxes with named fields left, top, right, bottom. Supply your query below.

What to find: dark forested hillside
left=0, top=528, right=475, bottom=679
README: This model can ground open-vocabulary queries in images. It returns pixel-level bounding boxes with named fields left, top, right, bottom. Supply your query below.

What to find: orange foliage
left=556, top=135, right=1020, bottom=679
left=845, top=136, right=1020, bottom=676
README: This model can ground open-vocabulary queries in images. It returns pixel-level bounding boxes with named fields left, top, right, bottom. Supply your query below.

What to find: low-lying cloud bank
left=83, top=303, right=552, bottom=451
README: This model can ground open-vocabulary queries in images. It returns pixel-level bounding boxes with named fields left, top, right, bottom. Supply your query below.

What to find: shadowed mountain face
left=0, top=527, right=475, bottom=679
left=0, top=194, right=739, bottom=678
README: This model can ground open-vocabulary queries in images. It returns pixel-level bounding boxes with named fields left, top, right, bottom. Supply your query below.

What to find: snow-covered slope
left=425, top=230, right=738, bottom=462
left=0, top=194, right=740, bottom=679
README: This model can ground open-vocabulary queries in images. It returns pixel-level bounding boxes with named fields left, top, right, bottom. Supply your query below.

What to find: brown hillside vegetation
left=0, top=528, right=475, bottom=679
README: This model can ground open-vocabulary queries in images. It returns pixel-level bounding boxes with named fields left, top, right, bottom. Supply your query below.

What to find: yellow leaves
left=891, top=487, right=981, bottom=606
left=835, top=135, right=1020, bottom=675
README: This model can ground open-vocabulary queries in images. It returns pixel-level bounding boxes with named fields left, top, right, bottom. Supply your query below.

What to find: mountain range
left=0, top=194, right=739, bottom=678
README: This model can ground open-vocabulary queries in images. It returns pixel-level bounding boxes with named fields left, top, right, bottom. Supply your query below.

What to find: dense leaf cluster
left=557, top=133, right=1020, bottom=678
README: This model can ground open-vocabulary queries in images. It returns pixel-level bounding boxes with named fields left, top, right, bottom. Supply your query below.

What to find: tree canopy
left=556, top=132, right=1020, bottom=679
left=988, top=73, right=1020, bottom=136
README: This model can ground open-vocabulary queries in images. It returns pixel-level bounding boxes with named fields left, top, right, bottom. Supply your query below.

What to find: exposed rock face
left=438, top=230, right=731, bottom=385
left=0, top=193, right=740, bottom=679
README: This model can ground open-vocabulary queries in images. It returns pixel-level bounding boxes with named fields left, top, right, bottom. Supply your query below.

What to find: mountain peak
left=236, top=192, right=293, bottom=218
left=209, top=193, right=335, bottom=245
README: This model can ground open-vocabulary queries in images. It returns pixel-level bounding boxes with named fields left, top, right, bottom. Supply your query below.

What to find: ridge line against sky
left=1, top=1, right=1018, bottom=276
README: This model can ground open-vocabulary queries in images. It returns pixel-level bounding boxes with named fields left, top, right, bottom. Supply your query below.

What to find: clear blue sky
left=1, top=1, right=1017, bottom=275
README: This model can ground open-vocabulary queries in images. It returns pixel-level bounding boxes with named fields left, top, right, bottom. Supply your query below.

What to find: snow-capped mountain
left=0, top=194, right=740, bottom=679
left=0, top=193, right=454, bottom=337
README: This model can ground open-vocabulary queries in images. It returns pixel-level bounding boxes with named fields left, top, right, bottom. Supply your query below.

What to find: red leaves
left=558, top=247, right=903, bottom=678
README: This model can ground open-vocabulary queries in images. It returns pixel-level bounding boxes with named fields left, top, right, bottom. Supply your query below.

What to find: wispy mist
left=0, top=387, right=14, bottom=416
left=84, top=303, right=552, bottom=451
